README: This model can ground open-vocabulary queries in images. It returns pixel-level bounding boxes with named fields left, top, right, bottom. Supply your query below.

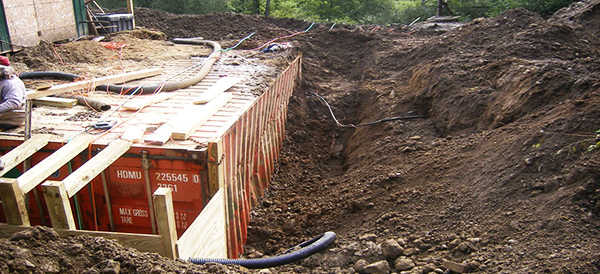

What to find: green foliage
left=95, top=0, right=576, bottom=24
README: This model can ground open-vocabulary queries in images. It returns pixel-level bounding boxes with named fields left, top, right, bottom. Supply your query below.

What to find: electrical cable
left=311, top=92, right=425, bottom=128
left=251, top=22, right=315, bottom=51
left=221, top=32, right=256, bottom=52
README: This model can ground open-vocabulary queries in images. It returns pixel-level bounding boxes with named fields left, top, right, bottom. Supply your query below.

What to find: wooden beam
left=0, top=224, right=164, bottom=255
left=32, top=97, right=77, bottom=108
left=0, top=134, right=50, bottom=177
left=17, top=134, right=95, bottom=194
left=153, top=187, right=178, bottom=259
left=41, top=180, right=76, bottom=229
left=171, top=92, right=232, bottom=140
left=143, top=123, right=173, bottom=146
left=122, top=92, right=176, bottom=111
left=127, top=0, right=136, bottom=28
left=177, top=189, right=227, bottom=259
left=192, top=77, right=241, bottom=104
left=207, top=142, right=220, bottom=197
left=63, top=140, right=131, bottom=197
left=0, top=179, right=29, bottom=226
left=26, top=68, right=162, bottom=99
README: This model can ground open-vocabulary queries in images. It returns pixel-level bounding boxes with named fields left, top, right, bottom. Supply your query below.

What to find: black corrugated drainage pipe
left=95, top=38, right=222, bottom=95
left=19, top=71, right=80, bottom=81
left=189, top=231, right=336, bottom=269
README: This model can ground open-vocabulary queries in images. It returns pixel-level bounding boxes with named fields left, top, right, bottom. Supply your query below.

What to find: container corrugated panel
left=95, top=13, right=133, bottom=34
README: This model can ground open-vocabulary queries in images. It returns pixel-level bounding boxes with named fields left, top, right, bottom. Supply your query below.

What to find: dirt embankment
left=2, top=1, right=600, bottom=273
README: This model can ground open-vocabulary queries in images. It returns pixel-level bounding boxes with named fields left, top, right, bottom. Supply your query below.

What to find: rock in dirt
left=442, top=259, right=477, bottom=273
left=360, top=233, right=378, bottom=241
left=354, top=259, right=369, bottom=273
left=100, top=259, right=121, bottom=274
left=362, top=260, right=391, bottom=274
left=394, top=256, right=415, bottom=271
left=382, top=239, right=404, bottom=259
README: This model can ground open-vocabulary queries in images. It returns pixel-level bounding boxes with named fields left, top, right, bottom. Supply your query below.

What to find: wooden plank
left=0, top=224, right=164, bottom=255
left=27, top=68, right=162, bottom=99
left=177, top=189, right=227, bottom=259
left=171, top=93, right=232, bottom=140
left=63, top=140, right=132, bottom=197
left=0, top=134, right=50, bottom=177
left=17, top=134, right=95, bottom=194
left=127, top=0, right=136, bottom=28
left=153, top=187, right=179, bottom=259
left=122, top=92, right=176, bottom=111
left=0, top=179, right=29, bottom=226
left=192, top=77, right=241, bottom=104
left=32, top=97, right=77, bottom=108
left=41, top=180, right=76, bottom=230
left=144, top=123, right=173, bottom=145
left=207, top=142, right=220, bottom=197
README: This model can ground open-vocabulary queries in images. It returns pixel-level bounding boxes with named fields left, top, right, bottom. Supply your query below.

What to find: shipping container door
left=0, top=1, right=12, bottom=52
left=72, top=0, right=88, bottom=37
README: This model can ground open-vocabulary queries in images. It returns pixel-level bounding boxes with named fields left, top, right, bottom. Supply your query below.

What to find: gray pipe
left=95, top=39, right=222, bottom=94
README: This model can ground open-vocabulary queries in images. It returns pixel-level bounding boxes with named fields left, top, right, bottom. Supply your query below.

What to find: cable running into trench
left=311, top=92, right=425, bottom=128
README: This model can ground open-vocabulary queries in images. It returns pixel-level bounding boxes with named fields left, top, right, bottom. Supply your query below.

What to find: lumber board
left=26, top=68, right=162, bottom=99
left=63, top=140, right=132, bottom=197
left=177, top=189, right=227, bottom=259
left=153, top=187, right=179, bottom=259
left=42, top=180, right=76, bottom=229
left=207, top=142, right=220, bottom=197
left=0, top=135, right=50, bottom=177
left=171, top=93, right=232, bottom=140
left=17, top=134, right=95, bottom=194
left=0, top=224, right=164, bottom=255
left=0, top=179, right=30, bottom=226
left=143, top=123, right=173, bottom=146
left=32, top=97, right=77, bottom=108
left=192, top=77, right=241, bottom=104
left=122, top=92, right=176, bottom=111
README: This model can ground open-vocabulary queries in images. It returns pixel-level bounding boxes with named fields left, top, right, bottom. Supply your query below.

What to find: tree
left=265, top=0, right=271, bottom=16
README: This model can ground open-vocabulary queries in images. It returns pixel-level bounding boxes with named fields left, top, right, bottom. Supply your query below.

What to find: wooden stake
left=153, top=187, right=178, bottom=259
left=0, top=179, right=30, bottom=226
left=42, top=180, right=76, bottom=230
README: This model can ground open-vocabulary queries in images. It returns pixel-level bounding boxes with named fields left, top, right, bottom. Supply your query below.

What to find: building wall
left=4, top=0, right=77, bottom=47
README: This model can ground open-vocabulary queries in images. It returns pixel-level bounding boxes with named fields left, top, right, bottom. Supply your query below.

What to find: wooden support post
left=62, top=140, right=131, bottom=197
left=26, top=68, right=162, bottom=100
left=42, top=181, right=76, bottom=230
left=207, top=142, right=221, bottom=197
left=0, top=179, right=30, bottom=226
left=17, top=134, right=95, bottom=194
left=0, top=134, right=50, bottom=177
left=153, top=187, right=178, bottom=259
left=127, top=0, right=136, bottom=28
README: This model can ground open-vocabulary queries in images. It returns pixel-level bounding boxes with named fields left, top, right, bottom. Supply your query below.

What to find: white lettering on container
left=116, top=170, right=142, bottom=180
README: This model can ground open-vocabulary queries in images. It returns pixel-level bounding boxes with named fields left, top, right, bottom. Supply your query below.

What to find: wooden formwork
left=206, top=54, right=302, bottom=258
left=0, top=53, right=302, bottom=259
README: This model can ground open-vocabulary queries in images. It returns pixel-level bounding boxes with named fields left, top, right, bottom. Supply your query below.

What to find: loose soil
left=2, top=0, right=600, bottom=273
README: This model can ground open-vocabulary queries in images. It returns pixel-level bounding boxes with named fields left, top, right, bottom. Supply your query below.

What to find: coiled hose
left=95, top=38, right=222, bottom=95
left=189, top=231, right=336, bottom=269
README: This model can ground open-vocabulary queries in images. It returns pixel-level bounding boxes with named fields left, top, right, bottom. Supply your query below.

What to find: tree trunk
left=437, top=0, right=442, bottom=16
left=265, top=0, right=271, bottom=17
left=254, top=0, right=260, bottom=14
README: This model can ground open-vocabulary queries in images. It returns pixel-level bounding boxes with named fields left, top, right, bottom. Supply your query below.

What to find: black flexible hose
left=189, top=231, right=336, bottom=269
left=19, top=71, right=80, bottom=81
left=96, top=38, right=222, bottom=95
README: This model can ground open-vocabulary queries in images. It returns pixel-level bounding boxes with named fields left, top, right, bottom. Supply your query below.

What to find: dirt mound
left=0, top=226, right=243, bottom=273
left=134, top=8, right=310, bottom=49
left=551, top=0, right=600, bottom=35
